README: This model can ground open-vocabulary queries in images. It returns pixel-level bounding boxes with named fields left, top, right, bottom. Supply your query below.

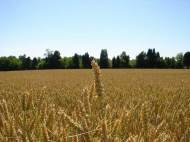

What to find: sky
left=0, top=0, right=190, bottom=59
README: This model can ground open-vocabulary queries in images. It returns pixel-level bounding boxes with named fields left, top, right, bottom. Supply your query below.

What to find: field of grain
left=0, top=62, right=190, bottom=141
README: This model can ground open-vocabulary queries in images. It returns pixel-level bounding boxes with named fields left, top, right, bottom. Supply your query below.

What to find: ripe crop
left=0, top=61, right=190, bottom=141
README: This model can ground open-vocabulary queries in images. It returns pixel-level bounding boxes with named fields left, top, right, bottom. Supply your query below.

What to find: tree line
left=0, top=49, right=190, bottom=71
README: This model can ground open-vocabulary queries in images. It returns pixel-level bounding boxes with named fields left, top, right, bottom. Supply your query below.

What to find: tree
left=38, top=59, right=46, bottom=69
left=176, top=53, right=184, bottom=68
left=26, top=57, right=32, bottom=69
left=136, top=52, right=146, bottom=68
left=31, top=57, right=38, bottom=69
left=72, top=54, right=80, bottom=69
left=59, top=57, right=72, bottom=69
left=158, top=57, right=166, bottom=68
left=112, top=56, right=121, bottom=68
left=146, top=48, right=160, bottom=68
left=19, top=55, right=31, bottom=69
left=82, top=52, right=91, bottom=68
left=0, top=56, right=21, bottom=71
left=165, top=57, right=176, bottom=68
left=116, top=56, right=120, bottom=68
left=112, top=57, right=117, bottom=68
left=129, top=59, right=136, bottom=68
left=8, top=56, right=21, bottom=70
left=120, top=51, right=130, bottom=68
left=146, top=49, right=153, bottom=67
left=52, top=50, right=61, bottom=68
left=1, top=48, right=190, bottom=70
left=183, top=52, right=190, bottom=68
left=100, top=49, right=109, bottom=68
left=44, top=50, right=61, bottom=69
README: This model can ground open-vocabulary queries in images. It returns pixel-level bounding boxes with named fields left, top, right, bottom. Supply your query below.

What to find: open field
left=0, top=66, right=190, bottom=141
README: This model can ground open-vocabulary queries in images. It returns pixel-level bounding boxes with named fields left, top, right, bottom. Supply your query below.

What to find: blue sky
left=0, top=0, right=190, bottom=59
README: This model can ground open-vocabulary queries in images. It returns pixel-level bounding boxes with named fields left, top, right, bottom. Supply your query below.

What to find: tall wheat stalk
left=91, top=60, right=109, bottom=142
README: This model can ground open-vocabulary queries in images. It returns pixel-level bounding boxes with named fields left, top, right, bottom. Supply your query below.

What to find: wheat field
left=0, top=61, right=190, bottom=142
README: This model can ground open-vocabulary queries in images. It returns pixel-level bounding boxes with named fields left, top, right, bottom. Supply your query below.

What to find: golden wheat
left=0, top=61, right=189, bottom=141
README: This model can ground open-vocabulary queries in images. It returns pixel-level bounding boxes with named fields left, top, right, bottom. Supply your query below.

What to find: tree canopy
left=100, top=49, right=109, bottom=68
left=0, top=49, right=190, bottom=71
left=183, top=52, right=190, bottom=68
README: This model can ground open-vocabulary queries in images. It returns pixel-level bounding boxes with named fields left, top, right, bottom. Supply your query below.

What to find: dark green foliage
left=0, top=49, right=190, bottom=71
left=112, top=57, right=117, bottom=68
left=136, top=52, right=147, bottom=68
left=135, top=49, right=176, bottom=68
left=62, top=57, right=73, bottom=69
left=82, top=52, right=91, bottom=68
left=44, top=50, right=61, bottom=69
left=176, top=53, right=184, bottom=68
left=100, top=49, right=109, bottom=68
left=0, top=56, right=21, bottom=70
left=164, top=57, right=176, bottom=68
left=112, top=55, right=123, bottom=68
left=31, top=57, right=38, bottom=69
left=183, top=52, right=190, bottom=68
left=146, top=48, right=161, bottom=68
left=120, top=51, right=130, bottom=68
left=19, top=55, right=32, bottom=69
left=37, top=59, right=46, bottom=69
left=158, top=57, right=167, bottom=68
left=130, top=59, right=136, bottom=68
left=116, top=56, right=121, bottom=68
left=72, top=54, right=80, bottom=69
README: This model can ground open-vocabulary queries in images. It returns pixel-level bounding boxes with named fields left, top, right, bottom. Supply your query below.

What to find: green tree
left=0, top=56, right=21, bottom=70
left=146, top=48, right=160, bottom=68
left=61, top=57, right=73, bottom=69
left=158, top=57, right=166, bottom=68
left=31, top=57, right=38, bottom=69
left=165, top=57, right=176, bottom=68
left=72, top=54, right=80, bottom=69
left=130, top=59, right=136, bottom=68
left=8, top=56, right=21, bottom=70
left=52, top=50, right=61, bottom=68
left=112, top=57, right=117, bottom=68
left=19, top=55, right=31, bottom=69
left=116, top=56, right=121, bottom=68
left=176, top=53, right=184, bottom=68
left=112, top=56, right=121, bottom=68
left=120, top=51, right=130, bottom=68
left=136, top=52, right=146, bottom=68
left=100, top=49, right=109, bottom=68
left=44, top=50, right=61, bottom=69
left=82, top=52, right=91, bottom=68
left=183, top=52, right=190, bottom=68
left=37, top=59, right=46, bottom=69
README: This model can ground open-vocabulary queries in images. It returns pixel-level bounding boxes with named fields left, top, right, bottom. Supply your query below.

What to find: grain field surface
left=0, top=68, right=190, bottom=141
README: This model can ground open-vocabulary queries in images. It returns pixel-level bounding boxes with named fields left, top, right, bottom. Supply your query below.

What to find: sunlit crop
left=0, top=61, right=190, bottom=142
